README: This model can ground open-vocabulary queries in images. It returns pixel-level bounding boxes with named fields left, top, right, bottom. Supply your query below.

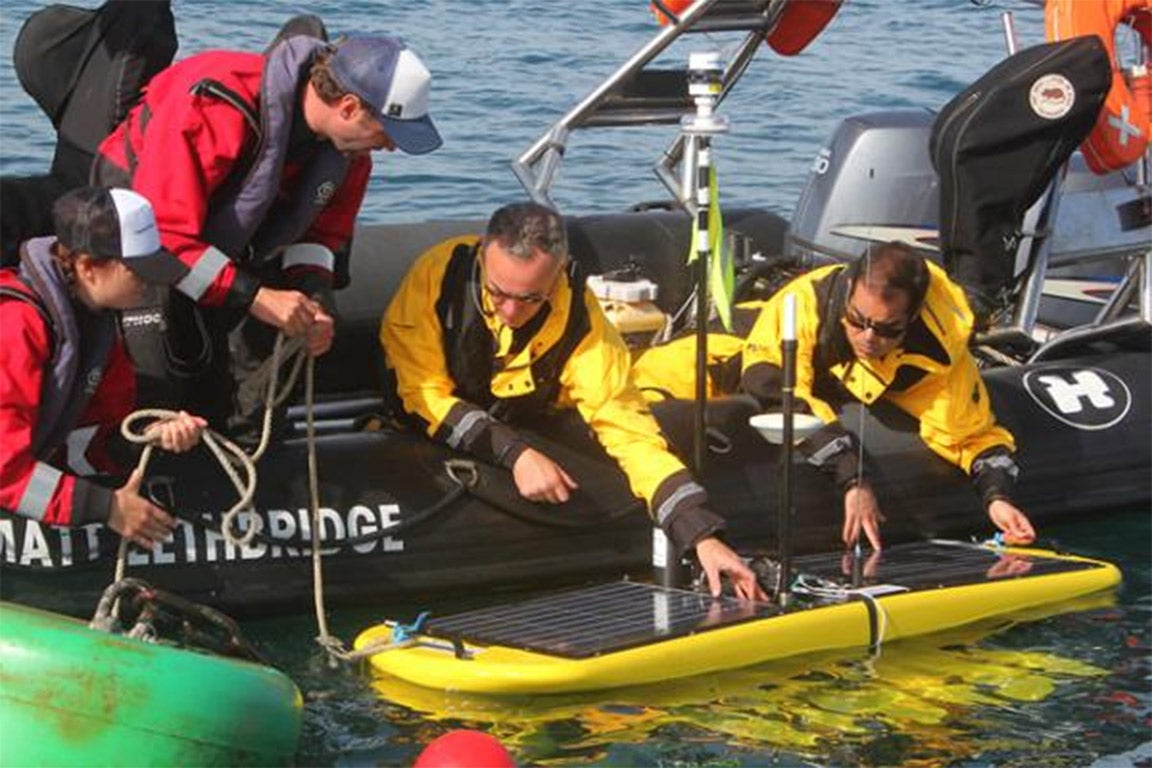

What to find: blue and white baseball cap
left=328, top=35, right=443, bottom=156
left=52, top=187, right=188, bottom=285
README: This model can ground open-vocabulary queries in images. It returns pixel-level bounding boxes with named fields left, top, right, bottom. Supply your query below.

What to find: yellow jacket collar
left=484, top=273, right=576, bottom=395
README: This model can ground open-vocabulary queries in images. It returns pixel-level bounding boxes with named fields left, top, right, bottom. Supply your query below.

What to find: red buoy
left=413, top=729, right=516, bottom=768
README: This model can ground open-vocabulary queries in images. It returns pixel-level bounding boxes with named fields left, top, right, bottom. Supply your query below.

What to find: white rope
left=109, top=332, right=440, bottom=666
left=304, top=353, right=345, bottom=663
left=111, top=334, right=308, bottom=593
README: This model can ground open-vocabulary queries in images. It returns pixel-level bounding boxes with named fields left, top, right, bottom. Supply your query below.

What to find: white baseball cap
left=53, top=187, right=188, bottom=285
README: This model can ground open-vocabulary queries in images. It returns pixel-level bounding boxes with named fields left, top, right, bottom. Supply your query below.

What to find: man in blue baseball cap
left=93, top=24, right=442, bottom=443
left=327, top=35, right=442, bottom=156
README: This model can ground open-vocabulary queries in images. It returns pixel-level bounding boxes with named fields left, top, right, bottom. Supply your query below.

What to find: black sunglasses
left=843, top=304, right=908, bottom=339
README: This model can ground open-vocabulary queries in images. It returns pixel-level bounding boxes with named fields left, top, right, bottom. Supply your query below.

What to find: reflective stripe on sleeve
left=447, top=409, right=491, bottom=449
left=281, top=243, right=335, bottom=271
left=16, top=462, right=63, bottom=520
left=806, top=434, right=853, bottom=467
left=655, top=481, right=706, bottom=526
left=175, top=245, right=231, bottom=300
left=972, top=452, right=1020, bottom=480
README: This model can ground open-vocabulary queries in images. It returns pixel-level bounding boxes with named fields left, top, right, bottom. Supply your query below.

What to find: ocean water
left=2, top=1, right=1149, bottom=766
left=0, top=0, right=1048, bottom=221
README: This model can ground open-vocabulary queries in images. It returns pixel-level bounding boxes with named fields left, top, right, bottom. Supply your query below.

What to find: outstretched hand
left=110, top=468, right=175, bottom=549
left=694, top=536, right=769, bottom=602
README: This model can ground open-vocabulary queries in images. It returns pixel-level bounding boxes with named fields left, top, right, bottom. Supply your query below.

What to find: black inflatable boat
left=1, top=3, right=1148, bottom=618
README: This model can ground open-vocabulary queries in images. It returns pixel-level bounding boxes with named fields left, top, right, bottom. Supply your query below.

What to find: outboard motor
left=785, top=110, right=941, bottom=266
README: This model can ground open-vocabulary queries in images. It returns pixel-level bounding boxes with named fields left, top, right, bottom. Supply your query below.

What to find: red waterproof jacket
left=95, top=50, right=371, bottom=308
left=0, top=270, right=135, bottom=526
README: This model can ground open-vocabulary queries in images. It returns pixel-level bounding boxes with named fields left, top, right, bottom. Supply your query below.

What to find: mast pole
left=653, top=50, right=729, bottom=590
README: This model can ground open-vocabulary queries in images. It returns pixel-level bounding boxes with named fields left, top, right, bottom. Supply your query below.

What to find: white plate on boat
left=748, top=412, right=823, bottom=445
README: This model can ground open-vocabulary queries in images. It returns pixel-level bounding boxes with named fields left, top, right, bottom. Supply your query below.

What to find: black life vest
left=437, top=243, right=592, bottom=423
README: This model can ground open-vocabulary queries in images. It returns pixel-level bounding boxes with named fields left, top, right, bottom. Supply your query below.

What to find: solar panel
left=424, top=581, right=780, bottom=659
left=793, top=540, right=1099, bottom=590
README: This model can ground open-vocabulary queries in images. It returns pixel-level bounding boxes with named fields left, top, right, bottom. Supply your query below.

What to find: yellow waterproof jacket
left=742, top=262, right=1016, bottom=492
left=380, top=237, right=723, bottom=550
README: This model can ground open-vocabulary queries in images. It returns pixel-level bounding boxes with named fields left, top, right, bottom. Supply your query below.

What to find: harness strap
left=189, top=79, right=261, bottom=135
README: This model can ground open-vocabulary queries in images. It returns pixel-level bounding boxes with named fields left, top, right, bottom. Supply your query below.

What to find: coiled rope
left=116, top=335, right=306, bottom=579
left=112, top=332, right=477, bottom=665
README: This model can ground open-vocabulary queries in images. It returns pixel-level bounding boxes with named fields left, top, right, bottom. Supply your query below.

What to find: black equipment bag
left=1, top=1, right=177, bottom=264
left=929, top=36, right=1111, bottom=322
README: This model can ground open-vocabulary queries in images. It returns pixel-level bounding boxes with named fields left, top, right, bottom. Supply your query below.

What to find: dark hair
left=309, top=47, right=349, bottom=105
left=484, top=202, right=568, bottom=263
left=846, top=241, right=930, bottom=316
left=48, top=241, right=80, bottom=293
left=52, top=187, right=122, bottom=261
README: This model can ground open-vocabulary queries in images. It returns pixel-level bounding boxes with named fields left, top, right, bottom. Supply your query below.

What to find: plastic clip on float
left=390, top=611, right=430, bottom=644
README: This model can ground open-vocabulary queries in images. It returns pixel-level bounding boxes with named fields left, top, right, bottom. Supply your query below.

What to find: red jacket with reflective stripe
left=95, top=50, right=371, bottom=307
left=0, top=271, right=136, bottom=526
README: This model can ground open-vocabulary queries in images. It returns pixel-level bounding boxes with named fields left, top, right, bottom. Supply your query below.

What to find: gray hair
left=484, top=202, right=568, bottom=263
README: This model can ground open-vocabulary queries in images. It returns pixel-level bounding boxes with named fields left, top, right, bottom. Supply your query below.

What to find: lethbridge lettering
left=0, top=504, right=404, bottom=568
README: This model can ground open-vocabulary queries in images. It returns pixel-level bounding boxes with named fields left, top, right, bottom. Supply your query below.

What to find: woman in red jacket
left=1, top=187, right=205, bottom=549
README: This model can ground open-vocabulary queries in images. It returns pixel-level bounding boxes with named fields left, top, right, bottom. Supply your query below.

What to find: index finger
left=557, top=465, right=579, bottom=490
left=842, top=514, right=860, bottom=548
left=863, top=515, right=883, bottom=552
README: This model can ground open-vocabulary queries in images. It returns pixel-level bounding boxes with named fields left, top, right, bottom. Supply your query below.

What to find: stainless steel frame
left=511, top=0, right=784, bottom=208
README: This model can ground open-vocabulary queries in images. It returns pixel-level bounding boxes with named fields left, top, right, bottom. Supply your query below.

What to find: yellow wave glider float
left=354, top=541, right=1120, bottom=695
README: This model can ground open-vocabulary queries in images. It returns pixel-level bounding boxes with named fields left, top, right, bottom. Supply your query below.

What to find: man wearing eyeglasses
left=741, top=241, right=1036, bottom=552
left=381, top=202, right=767, bottom=601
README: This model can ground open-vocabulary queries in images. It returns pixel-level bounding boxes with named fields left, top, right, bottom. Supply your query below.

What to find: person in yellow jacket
left=380, top=202, right=765, bottom=601
left=741, top=241, right=1036, bottom=551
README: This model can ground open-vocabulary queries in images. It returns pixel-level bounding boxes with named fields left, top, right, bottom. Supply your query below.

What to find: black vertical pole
left=656, top=50, right=726, bottom=591
left=693, top=137, right=711, bottom=476
left=778, top=294, right=797, bottom=606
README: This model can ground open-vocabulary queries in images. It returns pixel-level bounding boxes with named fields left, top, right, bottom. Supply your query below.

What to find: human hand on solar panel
left=694, top=536, right=769, bottom=602
left=842, top=483, right=884, bottom=551
left=987, top=499, right=1036, bottom=545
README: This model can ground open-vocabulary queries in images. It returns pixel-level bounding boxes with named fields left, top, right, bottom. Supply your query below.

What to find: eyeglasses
left=843, top=304, right=908, bottom=339
left=483, top=280, right=551, bottom=305
left=478, top=256, right=563, bottom=307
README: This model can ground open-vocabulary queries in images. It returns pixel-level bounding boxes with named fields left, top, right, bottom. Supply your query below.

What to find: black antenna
left=777, top=293, right=797, bottom=606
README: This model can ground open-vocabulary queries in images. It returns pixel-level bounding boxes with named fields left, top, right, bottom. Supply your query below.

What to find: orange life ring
left=651, top=0, right=842, bottom=57
left=1046, top=0, right=1152, bottom=174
